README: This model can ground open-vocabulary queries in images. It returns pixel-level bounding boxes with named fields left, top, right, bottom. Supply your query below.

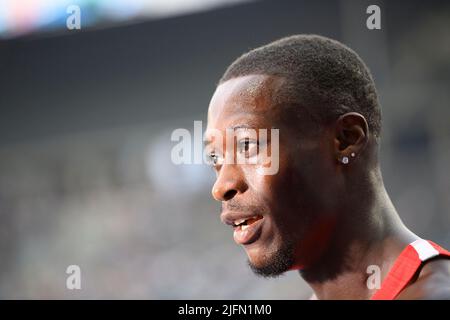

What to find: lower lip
left=233, top=217, right=264, bottom=245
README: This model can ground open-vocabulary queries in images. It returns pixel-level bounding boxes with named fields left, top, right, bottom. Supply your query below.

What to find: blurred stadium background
left=0, top=0, right=449, bottom=299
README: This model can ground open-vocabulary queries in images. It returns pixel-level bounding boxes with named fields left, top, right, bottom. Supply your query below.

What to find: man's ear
left=333, top=112, right=369, bottom=162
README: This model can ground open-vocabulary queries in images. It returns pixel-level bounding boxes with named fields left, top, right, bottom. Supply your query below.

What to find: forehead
left=207, top=74, right=284, bottom=131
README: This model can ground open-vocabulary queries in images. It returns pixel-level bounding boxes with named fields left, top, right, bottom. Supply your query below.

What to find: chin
left=244, top=244, right=266, bottom=265
left=245, top=241, right=295, bottom=278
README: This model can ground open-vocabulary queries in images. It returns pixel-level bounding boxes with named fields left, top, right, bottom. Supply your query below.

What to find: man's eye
left=212, top=154, right=218, bottom=165
left=208, top=152, right=217, bottom=164
left=207, top=151, right=222, bottom=167
left=238, top=139, right=258, bottom=156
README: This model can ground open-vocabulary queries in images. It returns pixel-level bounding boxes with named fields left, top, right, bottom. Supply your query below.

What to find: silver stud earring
left=351, top=152, right=356, bottom=158
left=341, top=156, right=349, bottom=164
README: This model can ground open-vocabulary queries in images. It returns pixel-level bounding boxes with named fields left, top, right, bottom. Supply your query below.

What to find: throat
left=301, top=226, right=419, bottom=300
left=300, top=239, right=378, bottom=300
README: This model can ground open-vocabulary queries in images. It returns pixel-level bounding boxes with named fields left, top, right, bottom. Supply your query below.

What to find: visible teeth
left=241, top=224, right=249, bottom=231
left=234, top=218, right=247, bottom=226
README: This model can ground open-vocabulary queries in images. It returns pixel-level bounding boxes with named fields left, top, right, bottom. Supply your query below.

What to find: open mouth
left=232, top=215, right=263, bottom=230
left=232, top=215, right=264, bottom=245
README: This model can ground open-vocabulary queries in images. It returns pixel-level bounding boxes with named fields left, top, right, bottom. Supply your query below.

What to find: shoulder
left=396, top=258, right=450, bottom=300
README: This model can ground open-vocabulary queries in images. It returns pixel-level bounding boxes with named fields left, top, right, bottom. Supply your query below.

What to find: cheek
left=259, top=149, right=338, bottom=230
left=287, top=146, right=340, bottom=211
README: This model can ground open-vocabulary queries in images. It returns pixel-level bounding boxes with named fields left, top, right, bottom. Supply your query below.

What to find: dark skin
left=205, top=74, right=450, bottom=299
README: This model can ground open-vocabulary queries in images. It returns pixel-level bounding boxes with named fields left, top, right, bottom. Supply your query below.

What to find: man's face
left=205, top=74, right=341, bottom=277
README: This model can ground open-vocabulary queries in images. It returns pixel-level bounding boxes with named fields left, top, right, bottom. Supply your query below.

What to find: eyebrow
left=204, top=139, right=212, bottom=147
left=204, top=124, right=252, bottom=147
left=204, top=124, right=278, bottom=146
left=230, top=124, right=253, bottom=130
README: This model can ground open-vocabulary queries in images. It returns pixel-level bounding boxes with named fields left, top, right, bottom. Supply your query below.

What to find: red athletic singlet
left=371, top=239, right=450, bottom=300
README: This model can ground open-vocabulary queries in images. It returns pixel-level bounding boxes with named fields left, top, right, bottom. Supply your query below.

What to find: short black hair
left=220, top=34, right=382, bottom=139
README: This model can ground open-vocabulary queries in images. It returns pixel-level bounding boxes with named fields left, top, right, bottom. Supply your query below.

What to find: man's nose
left=211, top=164, right=248, bottom=202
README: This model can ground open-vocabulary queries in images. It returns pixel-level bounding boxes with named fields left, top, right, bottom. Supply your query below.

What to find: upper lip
left=220, top=211, right=263, bottom=227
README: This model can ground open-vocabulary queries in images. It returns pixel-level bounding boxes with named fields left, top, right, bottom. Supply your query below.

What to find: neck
left=299, top=168, right=419, bottom=299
